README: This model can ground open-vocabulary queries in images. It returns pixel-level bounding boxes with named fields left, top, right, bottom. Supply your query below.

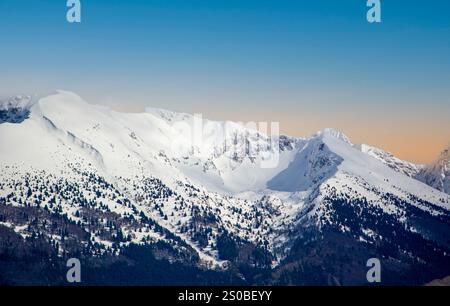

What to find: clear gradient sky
left=1, top=0, right=449, bottom=163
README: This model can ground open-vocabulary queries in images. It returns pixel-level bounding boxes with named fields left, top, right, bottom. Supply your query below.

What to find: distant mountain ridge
left=416, top=146, right=450, bottom=195
left=0, top=91, right=449, bottom=285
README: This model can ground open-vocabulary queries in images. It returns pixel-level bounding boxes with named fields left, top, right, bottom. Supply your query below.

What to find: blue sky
left=1, top=0, right=449, bottom=162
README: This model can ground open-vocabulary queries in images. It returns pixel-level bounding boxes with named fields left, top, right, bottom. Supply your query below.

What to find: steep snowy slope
left=0, top=91, right=293, bottom=266
left=416, top=146, right=450, bottom=195
left=0, top=94, right=207, bottom=268
left=357, top=144, right=422, bottom=177
left=1, top=91, right=449, bottom=284
left=321, top=131, right=447, bottom=209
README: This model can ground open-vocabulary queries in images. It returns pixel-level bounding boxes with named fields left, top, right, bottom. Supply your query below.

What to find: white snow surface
left=1, top=90, right=449, bottom=263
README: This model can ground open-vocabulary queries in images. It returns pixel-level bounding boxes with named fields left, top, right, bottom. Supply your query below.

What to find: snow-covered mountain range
left=0, top=91, right=449, bottom=285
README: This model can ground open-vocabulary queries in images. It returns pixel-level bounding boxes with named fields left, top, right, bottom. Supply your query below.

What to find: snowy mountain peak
left=316, top=128, right=352, bottom=145
left=40, top=90, right=92, bottom=109
left=417, top=145, right=450, bottom=194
